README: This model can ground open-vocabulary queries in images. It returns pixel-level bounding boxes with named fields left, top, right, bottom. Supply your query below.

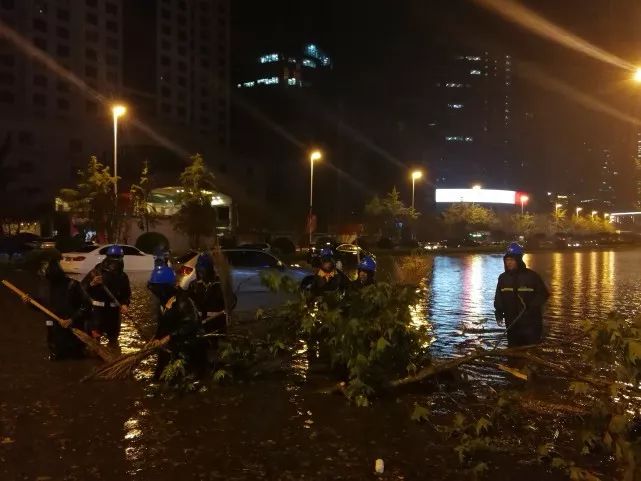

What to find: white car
left=177, top=249, right=311, bottom=293
left=60, top=244, right=155, bottom=275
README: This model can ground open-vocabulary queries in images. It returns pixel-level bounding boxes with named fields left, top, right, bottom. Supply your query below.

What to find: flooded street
left=1, top=249, right=638, bottom=480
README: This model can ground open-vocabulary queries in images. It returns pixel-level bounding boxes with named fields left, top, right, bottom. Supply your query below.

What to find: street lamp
left=555, top=203, right=562, bottom=215
left=634, top=68, right=641, bottom=83
left=591, top=210, right=598, bottom=219
left=520, top=194, right=529, bottom=215
left=111, top=104, right=127, bottom=196
left=411, top=170, right=423, bottom=210
left=308, top=150, right=322, bottom=246
left=576, top=207, right=583, bottom=217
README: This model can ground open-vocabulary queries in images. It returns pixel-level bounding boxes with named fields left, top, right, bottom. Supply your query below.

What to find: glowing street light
left=520, top=194, right=529, bottom=215
left=591, top=210, right=598, bottom=219
left=555, top=203, right=563, bottom=215
left=576, top=207, right=583, bottom=217
left=308, top=150, right=322, bottom=246
left=634, top=68, right=641, bottom=83
left=411, top=170, right=423, bottom=210
left=111, top=104, right=127, bottom=196
left=472, top=184, right=482, bottom=190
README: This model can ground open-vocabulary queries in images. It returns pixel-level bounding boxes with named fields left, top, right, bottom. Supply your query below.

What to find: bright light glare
left=435, top=188, right=518, bottom=205
left=112, top=104, right=127, bottom=118
left=520, top=195, right=530, bottom=203
left=472, top=184, right=482, bottom=190
left=634, top=68, right=641, bottom=83
left=412, top=170, right=423, bottom=180
left=555, top=203, right=563, bottom=208
left=310, top=150, right=322, bottom=162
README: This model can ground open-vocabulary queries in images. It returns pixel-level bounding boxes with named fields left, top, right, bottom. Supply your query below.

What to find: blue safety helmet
left=196, top=253, right=214, bottom=271
left=505, top=242, right=524, bottom=257
left=106, top=244, right=124, bottom=258
left=319, top=246, right=334, bottom=260
left=148, top=265, right=176, bottom=285
left=358, top=255, right=377, bottom=273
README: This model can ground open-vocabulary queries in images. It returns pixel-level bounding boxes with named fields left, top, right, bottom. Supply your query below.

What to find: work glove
left=495, top=311, right=505, bottom=326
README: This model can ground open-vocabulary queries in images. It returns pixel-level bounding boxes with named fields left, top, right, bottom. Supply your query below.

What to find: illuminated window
left=448, top=104, right=463, bottom=109
left=470, top=70, right=481, bottom=75
left=242, top=81, right=255, bottom=88
left=445, top=136, right=474, bottom=143
left=287, top=78, right=297, bottom=86
left=445, top=83, right=463, bottom=88
left=256, top=76, right=278, bottom=85
left=465, top=56, right=481, bottom=61
left=302, top=59, right=316, bottom=68
left=259, top=53, right=279, bottom=64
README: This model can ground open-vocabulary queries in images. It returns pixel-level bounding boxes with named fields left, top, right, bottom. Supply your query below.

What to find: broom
left=211, top=244, right=235, bottom=327
left=82, top=336, right=170, bottom=381
left=1, top=280, right=116, bottom=363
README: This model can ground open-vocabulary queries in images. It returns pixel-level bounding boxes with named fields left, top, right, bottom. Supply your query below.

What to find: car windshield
left=176, top=251, right=198, bottom=263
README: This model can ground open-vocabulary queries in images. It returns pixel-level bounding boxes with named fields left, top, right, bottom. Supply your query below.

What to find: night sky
left=232, top=0, right=641, bottom=205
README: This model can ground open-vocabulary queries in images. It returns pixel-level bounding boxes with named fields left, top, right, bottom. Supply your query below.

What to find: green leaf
left=475, top=417, right=492, bottom=436
left=453, top=412, right=466, bottom=429
left=411, top=403, right=430, bottom=423
left=608, top=414, right=627, bottom=435
left=376, top=336, right=390, bottom=353
left=627, top=341, right=641, bottom=363
left=550, top=457, right=567, bottom=470
left=213, top=369, right=230, bottom=383
left=536, top=442, right=555, bottom=460
left=569, top=381, right=590, bottom=394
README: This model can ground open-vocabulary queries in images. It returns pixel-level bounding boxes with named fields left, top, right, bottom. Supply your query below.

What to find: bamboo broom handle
left=2, top=280, right=67, bottom=325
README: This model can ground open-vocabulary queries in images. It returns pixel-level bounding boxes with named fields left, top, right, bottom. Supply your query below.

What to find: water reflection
left=427, top=250, right=639, bottom=357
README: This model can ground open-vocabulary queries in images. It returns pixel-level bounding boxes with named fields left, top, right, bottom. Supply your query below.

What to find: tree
left=129, top=160, right=158, bottom=232
left=442, top=203, right=498, bottom=237
left=511, top=213, right=536, bottom=237
left=173, top=153, right=218, bottom=248
left=364, top=187, right=418, bottom=240
left=59, top=156, right=117, bottom=242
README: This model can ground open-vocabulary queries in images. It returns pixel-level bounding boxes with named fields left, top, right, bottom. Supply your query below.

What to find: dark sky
left=231, top=0, right=641, bottom=203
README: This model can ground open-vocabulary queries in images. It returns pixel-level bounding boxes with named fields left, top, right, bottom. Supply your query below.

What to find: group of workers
left=25, top=239, right=548, bottom=375
left=30, top=247, right=228, bottom=381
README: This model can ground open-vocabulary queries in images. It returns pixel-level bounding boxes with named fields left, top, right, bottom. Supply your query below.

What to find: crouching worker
left=494, top=243, right=550, bottom=347
left=351, top=255, right=377, bottom=290
left=147, top=265, right=206, bottom=381
left=300, top=247, right=350, bottom=299
left=24, top=255, right=89, bottom=360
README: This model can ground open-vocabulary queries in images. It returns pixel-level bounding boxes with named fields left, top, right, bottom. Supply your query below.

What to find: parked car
left=59, top=244, right=155, bottom=274
left=238, top=242, right=271, bottom=252
left=177, top=249, right=311, bottom=293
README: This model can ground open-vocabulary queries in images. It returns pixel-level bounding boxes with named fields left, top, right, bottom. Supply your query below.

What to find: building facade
left=0, top=0, right=231, bottom=222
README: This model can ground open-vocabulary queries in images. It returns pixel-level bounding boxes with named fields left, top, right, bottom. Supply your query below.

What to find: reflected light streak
left=548, top=252, right=563, bottom=315
left=474, top=0, right=635, bottom=71
left=572, top=252, right=583, bottom=314
left=587, top=251, right=598, bottom=315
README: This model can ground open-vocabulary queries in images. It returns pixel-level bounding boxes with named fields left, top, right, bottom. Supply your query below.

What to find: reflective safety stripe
left=517, top=287, right=534, bottom=292
left=45, top=320, right=54, bottom=326
left=206, top=311, right=223, bottom=317
left=91, top=300, right=118, bottom=307
left=500, top=288, right=513, bottom=292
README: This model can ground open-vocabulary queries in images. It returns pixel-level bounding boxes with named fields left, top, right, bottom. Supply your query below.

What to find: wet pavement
left=2, top=249, right=637, bottom=480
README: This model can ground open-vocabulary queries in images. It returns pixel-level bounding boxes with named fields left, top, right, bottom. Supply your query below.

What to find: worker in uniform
left=494, top=243, right=550, bottom=347
left=147, top=265, right=205, bottom=381
left=23, top=255, right=89, bottom=360
left=187, top=252, right=231, bottom=334
left=351, top=255, right=377, bottom=290
left=81, top=245, right=131, bottom=344
left=300, top=247, right=350, bottom=298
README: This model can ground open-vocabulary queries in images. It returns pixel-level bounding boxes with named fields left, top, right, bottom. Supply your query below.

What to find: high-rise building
left=431, top=52, right=514, bottom=188
left=0, top=0, right=230, bottom=217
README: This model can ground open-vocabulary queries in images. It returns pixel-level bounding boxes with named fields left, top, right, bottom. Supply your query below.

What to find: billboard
left=435, top=188, right=527, bottom=205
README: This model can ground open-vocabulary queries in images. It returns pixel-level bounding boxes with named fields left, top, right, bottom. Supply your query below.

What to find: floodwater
left=1, top=249, right=638, bottom=480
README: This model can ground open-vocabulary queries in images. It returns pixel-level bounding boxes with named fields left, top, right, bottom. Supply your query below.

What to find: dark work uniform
left=188, top=279, right=228, bottom=334
left=39, top=274, right=89, bottom=360
left=153, top=290, right=205, bottom=380
left=350, top=274, right=375, bottom=291
left=494, top=257, right=550, bottom=347
left=81, top=259, right=131, bottom=342
left=302, top=269, right=350, bottom=299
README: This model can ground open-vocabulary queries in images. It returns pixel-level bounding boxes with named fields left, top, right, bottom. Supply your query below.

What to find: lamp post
left=308, top=150, right=322, bottom=247
left=576, top=207, right=583, bottom=218
left=411, top=170, right=423, bottom=210
left=555, top=203, right=562, bottom=215
left=111, top=104, right=127, bottom=196
left=591, top=210, right=598, bottom=219
left=520, top=194, right=529, bottom=215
